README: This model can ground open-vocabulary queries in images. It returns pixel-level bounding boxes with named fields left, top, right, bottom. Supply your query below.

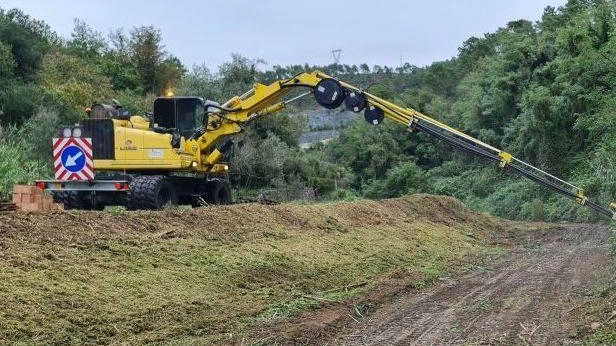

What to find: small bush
left=328, top=188, right=360, bottom=201
left=17, top=107, right=61, bottom=161
left=364, top=161, right=426, bottom=199
left=0, top=83, right=45, bottom=125
left=0, top=108, right=57, bottom=200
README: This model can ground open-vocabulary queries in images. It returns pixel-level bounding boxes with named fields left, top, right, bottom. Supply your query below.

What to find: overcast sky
left=2, top=0, right=567, bottom=71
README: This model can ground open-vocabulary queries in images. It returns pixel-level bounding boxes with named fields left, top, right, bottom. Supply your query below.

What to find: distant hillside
left=305, top=108, right=357, bottom=130
left=297, top=107, right=357, bottom=146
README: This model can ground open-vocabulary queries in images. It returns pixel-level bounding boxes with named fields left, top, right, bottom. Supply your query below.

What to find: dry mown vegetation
left=0, top=194, right=546, bottom=345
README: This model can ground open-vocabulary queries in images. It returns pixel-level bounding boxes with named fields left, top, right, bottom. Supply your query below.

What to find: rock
left=590, top=322, right=602, bottom=331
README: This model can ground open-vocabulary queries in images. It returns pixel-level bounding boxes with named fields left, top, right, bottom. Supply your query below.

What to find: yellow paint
left=95, top=118, right=191, bottom=171
left=576, top=189, right=588, bottom=205
left=497, top=152, right=513, bottom=168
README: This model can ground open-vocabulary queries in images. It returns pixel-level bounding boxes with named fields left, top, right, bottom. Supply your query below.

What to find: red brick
left=20, top=202, right=42, bottom=211
left=17, top=194, right=33, bottom=203
left=13, top=185, right=35, bottom=195
left=12, top=193, right=22, bottom=204
left=43, top=200, right=54, bottom=210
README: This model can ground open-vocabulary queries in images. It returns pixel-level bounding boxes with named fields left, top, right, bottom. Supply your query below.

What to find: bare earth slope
left=340, top=224, right=612, bottom=346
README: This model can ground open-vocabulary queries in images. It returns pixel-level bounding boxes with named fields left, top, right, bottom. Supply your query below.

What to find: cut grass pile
left=0, top=194, right=540, bottom=345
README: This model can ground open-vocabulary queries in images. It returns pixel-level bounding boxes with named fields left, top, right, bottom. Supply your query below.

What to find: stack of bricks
left=12, top=185, right=64, bottom=211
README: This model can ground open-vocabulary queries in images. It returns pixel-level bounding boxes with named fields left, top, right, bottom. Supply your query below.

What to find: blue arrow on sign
left=61, top=145, right=86, bottom=173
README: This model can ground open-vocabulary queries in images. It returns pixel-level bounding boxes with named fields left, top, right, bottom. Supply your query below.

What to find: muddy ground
left=330, top=224, right=613, bottom=345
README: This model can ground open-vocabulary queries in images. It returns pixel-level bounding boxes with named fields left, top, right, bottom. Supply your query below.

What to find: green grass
left=0, top=195, right=536, bottom=345
left=475, top=299, right=492, bottom=310
left=261, top=298, right=318, bottom=319
left=585, top=330, right=616, bottom=345
left=0, top=142, right=50, bottom=200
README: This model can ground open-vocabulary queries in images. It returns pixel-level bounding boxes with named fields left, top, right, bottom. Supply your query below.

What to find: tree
left=67, top=18, right=106, bottom=59
left=0, top=8, right=56, bottom=81
left=107, top=26, right=184, bottom=94
left=218, top=53, right=264, bottom=99
left=0, top=41, right=15, bottom=79
left=156, top=55, right=185, bottom=92
left=129, top=26, right=164, bottom=93
left=177, top=63, right=217, bottom=99
left=40, top=51, right=114, bottom=120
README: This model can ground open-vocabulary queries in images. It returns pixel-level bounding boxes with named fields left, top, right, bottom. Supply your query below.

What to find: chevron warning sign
left=53, top=137, right=94, bottom=181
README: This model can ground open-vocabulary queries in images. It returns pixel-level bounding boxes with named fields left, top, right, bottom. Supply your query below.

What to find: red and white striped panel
left=52, top=137, right=94, bottom=181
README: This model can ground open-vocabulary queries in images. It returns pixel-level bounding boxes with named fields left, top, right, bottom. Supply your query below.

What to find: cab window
left=176, top=99, right=204, bottom=138
left=153, top=97, right=204, bottom=138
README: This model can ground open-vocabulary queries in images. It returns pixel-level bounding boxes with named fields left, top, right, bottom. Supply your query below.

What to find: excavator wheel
left=204, top=180, right=231, bottom=205
left=129, top=175, right=178, bottom=210
left=53, top=191, right=84, bottom=210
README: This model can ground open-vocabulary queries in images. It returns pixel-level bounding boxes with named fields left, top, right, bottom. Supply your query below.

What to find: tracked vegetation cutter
left=36, top=71, right=616, bottom=219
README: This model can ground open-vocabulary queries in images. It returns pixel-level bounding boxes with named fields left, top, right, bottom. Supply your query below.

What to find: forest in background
left=0, top=0, right=615, bottom=221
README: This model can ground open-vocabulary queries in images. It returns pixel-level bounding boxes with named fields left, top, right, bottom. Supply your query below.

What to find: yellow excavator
left=35, top=71, right=616, bottom=219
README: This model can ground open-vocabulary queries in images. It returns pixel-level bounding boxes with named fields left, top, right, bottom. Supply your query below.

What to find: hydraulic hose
left=414, top=119, right=614, bottom=218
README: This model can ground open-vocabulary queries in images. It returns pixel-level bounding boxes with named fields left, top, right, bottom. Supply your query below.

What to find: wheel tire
left=129, top=175, right=178, bottom=210
left=178, top=195, right=202, bottom=208
left=205, top=180, right=231, bottom=205
left=53, top=191, right=84, bottom=210
left=83, top=196, right=104, bottom=211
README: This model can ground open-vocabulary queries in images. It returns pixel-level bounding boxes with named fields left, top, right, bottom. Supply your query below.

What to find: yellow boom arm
left=199, top=71, right=616, bottom=220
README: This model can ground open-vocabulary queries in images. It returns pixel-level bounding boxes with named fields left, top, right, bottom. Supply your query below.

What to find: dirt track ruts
left=340, top=224, right=612, bottom=346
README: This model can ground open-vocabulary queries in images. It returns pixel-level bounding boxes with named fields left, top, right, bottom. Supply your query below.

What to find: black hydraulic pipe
left=506, top=164, right=578, bottom=200
left=415, top=120, right=615, bottom=218
left=510, top=164, right=611, bottom=217
left=414, top=122, right=501, bottom=163
left=585, top=199, right=614, bottom=218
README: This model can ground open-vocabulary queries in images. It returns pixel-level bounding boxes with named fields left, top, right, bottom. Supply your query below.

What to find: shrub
left=0, top=108, right=57, bottom=200
left=364, top=161, right=426, bottom=199
left=328, top=188, right=360, bottom=201
left=0, top=83, right=45, bottom=125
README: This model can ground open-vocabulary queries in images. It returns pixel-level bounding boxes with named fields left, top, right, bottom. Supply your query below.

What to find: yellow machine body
left=91, top=73, right=322, bottom=174
left=95, top=118, right=192, bottom=170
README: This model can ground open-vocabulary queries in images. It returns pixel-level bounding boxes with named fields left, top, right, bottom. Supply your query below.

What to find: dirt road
left=340, top=224, right=613, bottom=346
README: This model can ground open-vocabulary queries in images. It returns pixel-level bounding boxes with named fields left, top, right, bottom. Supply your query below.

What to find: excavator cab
left=153, top=97, right=206, bottom=138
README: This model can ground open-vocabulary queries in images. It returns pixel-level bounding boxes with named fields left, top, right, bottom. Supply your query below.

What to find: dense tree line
left=324, top=0, right=616, bottom=221
left=1, top=1, right=614, bottom=221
